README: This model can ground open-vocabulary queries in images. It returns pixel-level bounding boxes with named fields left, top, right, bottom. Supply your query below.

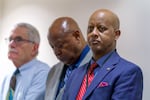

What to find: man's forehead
left=89, top=12, right=113, bottom=25
left=10, top=29, right=28, bottom=38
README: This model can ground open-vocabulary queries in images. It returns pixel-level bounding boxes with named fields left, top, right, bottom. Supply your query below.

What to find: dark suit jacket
left=63, top=51, right=143, bottom=100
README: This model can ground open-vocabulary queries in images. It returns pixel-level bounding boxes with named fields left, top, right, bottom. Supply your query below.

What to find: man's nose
left=9, top=39, right=17, bottom=47
left=92, top=27, right=99, bottom=35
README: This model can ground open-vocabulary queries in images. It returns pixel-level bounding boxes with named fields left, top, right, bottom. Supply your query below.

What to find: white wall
left=0, top=0, right=149, bottom=99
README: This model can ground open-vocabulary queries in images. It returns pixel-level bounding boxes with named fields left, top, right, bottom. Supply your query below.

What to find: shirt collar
left=91, top=49, right=115, bottom=67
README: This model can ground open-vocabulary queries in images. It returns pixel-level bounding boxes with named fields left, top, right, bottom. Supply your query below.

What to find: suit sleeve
left=112, top=66, right=143, bottom=100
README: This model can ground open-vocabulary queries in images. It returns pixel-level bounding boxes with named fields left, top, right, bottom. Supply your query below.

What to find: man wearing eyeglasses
left=0, top=23, right=50, bottom=100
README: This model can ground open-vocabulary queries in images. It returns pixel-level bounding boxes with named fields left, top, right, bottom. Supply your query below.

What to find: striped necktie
left=10, top=69, right=20, bottom=91
left=76, top=62, right=97, bottom=100
left=6, top=69, right=20, bottom=100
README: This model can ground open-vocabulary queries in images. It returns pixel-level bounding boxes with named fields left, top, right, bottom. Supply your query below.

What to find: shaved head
left=89, top=9, right=120, bottom=30
left=49, top=17, right=81, bottom=35
left=47, top=17, right=86, bottom=65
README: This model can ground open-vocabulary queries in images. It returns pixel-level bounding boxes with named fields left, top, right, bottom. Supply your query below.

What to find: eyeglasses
left=5, top=36, right=34, bottom=45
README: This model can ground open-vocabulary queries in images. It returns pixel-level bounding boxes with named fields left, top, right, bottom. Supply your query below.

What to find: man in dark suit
left=63, top=9, right=143, bottom=100
left=45, top=17, right=92, bottom=100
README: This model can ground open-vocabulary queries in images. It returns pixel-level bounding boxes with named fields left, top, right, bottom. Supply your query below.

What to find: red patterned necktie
left=76, top=62, right=97, bottom=100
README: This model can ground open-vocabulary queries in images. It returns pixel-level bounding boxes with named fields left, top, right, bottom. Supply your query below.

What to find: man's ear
left=114, top=29, right=121, bottom=40
left=72, top=30, right=80, bottom=40
left=32, top=43, right=39, bottom=56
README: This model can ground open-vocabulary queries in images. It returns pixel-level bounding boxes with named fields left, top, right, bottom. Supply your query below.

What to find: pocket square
left=98, top=82, right=108, bottom=87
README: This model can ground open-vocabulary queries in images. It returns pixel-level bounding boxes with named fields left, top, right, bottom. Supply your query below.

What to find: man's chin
left=61, top=60, right=70, bottom=65
left=8, top=55, right=17, bottom=61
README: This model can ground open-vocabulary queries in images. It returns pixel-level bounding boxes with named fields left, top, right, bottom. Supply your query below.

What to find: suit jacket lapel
left=79, top=50, right=92, bottom=67
left=45, top=62, right=64, bottom=100
left=69, top=63, right=89, bottom=98
left=72, top=49, right=92, bottom=97
left=83, top=52, right=120, bottom=99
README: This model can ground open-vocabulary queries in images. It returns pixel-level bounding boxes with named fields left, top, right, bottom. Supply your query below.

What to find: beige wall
left=0, top=0, right=3, bottom=34
left=0, top=0, right=149, bottom=99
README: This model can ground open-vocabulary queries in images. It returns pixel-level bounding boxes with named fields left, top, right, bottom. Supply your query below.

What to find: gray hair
left=15, top=22, right=40, bottom=44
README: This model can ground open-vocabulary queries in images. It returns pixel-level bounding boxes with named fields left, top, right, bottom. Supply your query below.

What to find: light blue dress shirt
left=0, top=59, right=50, bottom=100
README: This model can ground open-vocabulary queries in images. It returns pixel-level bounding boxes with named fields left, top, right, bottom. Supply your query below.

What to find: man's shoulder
left=25, top=59, right=50, bottom=75
left=33, top=59, right=50, bottom=69
left=116, top=56, right=142, bottom=75
left=46, top=62, right=64, bottom=85
left=48, top=62, right=64, bottom=74
left=51, top=62, right=64, bottom=69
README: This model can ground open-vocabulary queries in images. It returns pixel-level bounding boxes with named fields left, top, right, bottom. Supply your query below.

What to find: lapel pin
left=106, top=67, right=111, bottom=71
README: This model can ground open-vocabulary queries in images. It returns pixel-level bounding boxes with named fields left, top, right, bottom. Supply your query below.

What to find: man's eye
left=14, top=37, right=23, bottom=42
left=87, top=26, right=94, bottom=33
left=97, top=26, right=107, bottom=33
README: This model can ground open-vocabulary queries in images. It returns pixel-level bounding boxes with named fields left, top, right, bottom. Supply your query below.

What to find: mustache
left=9, top=48, right=18, bottom=53
left=89, top=38, right=100, bottom=43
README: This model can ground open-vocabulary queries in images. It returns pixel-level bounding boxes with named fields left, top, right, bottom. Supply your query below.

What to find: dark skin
left=48, top=17, right=87, bottom=65
left=87, top=9, right=121, bottom=61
